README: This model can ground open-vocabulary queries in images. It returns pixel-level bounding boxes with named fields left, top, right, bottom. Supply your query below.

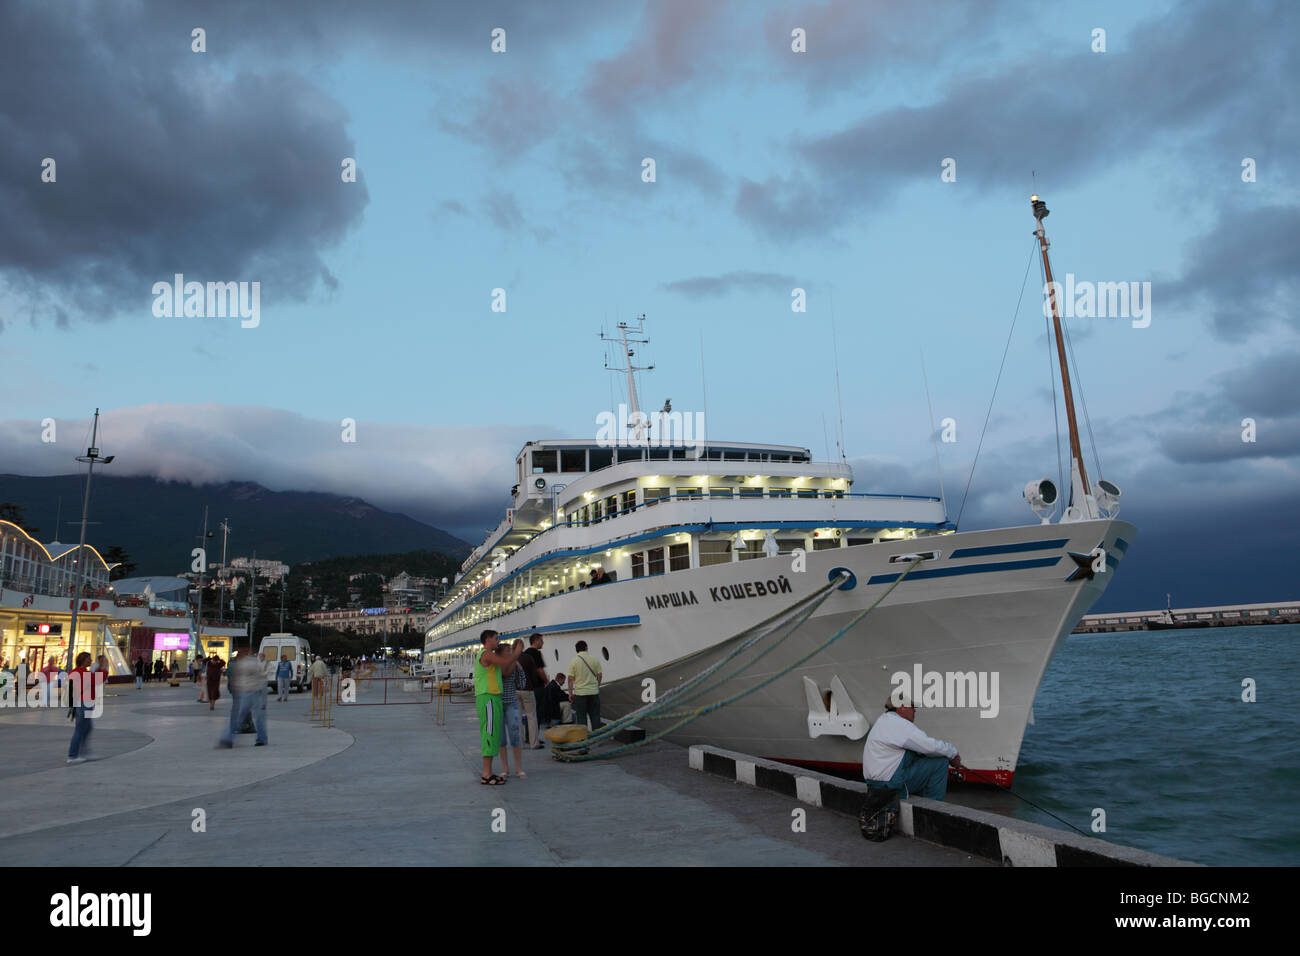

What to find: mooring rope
left=554, top=557, right=926, bottom=762
left=556, top=572, right=850, bottom=748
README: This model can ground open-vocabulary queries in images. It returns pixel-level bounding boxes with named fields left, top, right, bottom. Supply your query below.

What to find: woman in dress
left=205, top=655, right=223, bottom=711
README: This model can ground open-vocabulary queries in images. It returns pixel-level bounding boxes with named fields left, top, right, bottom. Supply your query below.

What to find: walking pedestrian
left=218, top=648, right=268, bottom=748
left=255, top=652, right=270, bottom=733
left=66, top=652, right=99, bottom=764
left=566, top=640, right=603, bottom=732
left=134, top=655, right=144, bottom=690
left=205, top=654, right=223, bottom=711
left=520, top=633, right=548, bottom=748
left=276, top=653, right=293, bottom=701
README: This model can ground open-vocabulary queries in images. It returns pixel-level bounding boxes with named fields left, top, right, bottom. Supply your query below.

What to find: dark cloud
left=438, top=76, right=565, bottom=159
left=483, top=191, right=525, bottom=231
left=1146, top=350, right=1300, bottom=462
left=1158, top=419, right=1300, bottom=464
left=0, top=405, right=551, bottom=542
left=583, top=0, right=732, bottom=113
left=0, top=0, right=629, bottom=330
left=1161, top=206, right=1300, bottom=341
left=763, top=0, right=1021, bottom=89
left=662, top=270, right=802, bottom=298
left=736, top=0, right=1299, bottom=237
left=1218, top=350, right=1300, bottom=417
left=851, top=426, right=1300, bottom=611
left=436, top=200, right=470, bottom=218
left=0, top=5, right=369, bottom=328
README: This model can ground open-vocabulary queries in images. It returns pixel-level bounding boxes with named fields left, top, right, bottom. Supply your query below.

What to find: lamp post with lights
left=64, top=409, right=114, bottom=670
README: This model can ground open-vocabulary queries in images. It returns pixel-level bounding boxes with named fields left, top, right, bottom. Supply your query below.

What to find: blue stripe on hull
left=866, top=556, right=1062, bottom=585
left=949, top=539, right=1069, bottom=559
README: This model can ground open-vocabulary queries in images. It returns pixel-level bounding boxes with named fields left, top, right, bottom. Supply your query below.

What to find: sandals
left=479, top=774, right=506, bottom=785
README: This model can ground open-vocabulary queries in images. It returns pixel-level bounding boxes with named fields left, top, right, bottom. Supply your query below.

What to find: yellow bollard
left=434, top=682, right=448, bottom=726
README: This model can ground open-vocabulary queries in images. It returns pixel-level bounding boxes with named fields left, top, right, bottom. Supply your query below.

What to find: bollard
left=435, top=682, right=448, bottom=726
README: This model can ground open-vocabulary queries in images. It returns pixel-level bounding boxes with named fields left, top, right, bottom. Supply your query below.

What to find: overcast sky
left=1, top=0, right=1296, bottom=610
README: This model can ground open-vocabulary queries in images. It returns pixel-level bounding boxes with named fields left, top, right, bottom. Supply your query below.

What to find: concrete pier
left=1074, top=599, right=1300, bottom=633
left=0, top=683, right=991, bottom=866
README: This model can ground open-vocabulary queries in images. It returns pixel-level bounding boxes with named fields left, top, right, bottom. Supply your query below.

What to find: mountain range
left=0, top=475, right=470, bottom=575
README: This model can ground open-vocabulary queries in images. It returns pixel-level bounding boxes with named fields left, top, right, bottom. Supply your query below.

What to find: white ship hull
left=427, top=517, right=1134, bottom=784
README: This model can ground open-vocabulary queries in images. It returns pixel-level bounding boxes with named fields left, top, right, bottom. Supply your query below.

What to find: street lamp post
left=65, top=409, right=114, bottom=671
left=218, top=519, right=231, bottom=623
left=193, top=508, right=212, bottom=657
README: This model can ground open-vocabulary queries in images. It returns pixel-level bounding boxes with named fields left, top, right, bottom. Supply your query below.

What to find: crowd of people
left=50, top=627, right=967, bottom=830
left=133, top=655, right=173, bottom=688
left=473, top=629, right=603, bottom=785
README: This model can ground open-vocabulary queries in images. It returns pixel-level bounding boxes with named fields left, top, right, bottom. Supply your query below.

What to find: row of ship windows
left=431, top=535, right=882, bottom=637
left=627, top=536, right=877, bottom=577
left=567, top=487, right=845, bottom=526
left=533, top=448, right=811, bottom=474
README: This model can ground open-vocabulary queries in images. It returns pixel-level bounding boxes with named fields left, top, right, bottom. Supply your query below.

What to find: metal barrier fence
left=310, top=675, right=334, bottom=727
left=334, top=674, right=435, bottom=706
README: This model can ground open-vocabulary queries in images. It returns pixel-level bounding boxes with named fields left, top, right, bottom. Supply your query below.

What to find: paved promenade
left=0, top=680, right=989, bottom=866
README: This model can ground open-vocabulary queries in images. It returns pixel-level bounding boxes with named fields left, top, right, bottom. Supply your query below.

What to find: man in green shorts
left=475, top=629, right=522, bottom=785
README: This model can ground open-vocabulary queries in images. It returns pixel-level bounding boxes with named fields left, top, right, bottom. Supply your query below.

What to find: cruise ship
left=424, top=197, right=1133, bottom=785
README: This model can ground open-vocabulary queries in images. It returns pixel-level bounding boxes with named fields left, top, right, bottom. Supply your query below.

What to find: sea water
left=948, top=623, right=1300, bottom=866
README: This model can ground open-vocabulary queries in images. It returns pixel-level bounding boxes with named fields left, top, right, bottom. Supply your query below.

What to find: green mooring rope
left=553, top=557, right=927, bottom=762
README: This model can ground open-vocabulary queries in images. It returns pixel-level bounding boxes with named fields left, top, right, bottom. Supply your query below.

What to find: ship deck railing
left=450, top=490, right=947, bottom=602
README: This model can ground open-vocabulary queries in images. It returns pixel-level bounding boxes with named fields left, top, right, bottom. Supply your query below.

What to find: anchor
left=802, top=674, right=868, bottom=740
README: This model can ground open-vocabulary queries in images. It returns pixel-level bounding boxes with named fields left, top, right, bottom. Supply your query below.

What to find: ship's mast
left=602, top=315, right=653, bottom=441
left=1031, top=196, right=1092, bottom=510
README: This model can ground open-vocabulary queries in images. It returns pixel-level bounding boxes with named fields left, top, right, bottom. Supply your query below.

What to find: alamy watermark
left=1043, top=273, right=1150, bottom=328
left=1, top=671, right=104, bottom=717
left=152, top=273, right=260, bottom=328
left=49, top=886, right=150, bottom=936
left=595, top=403, right=705, bottom=451
left=890, top=664, right=999, bottom=718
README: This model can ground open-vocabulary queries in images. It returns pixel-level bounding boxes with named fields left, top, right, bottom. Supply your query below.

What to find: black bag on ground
left=858, top=787, right=900, bottom=842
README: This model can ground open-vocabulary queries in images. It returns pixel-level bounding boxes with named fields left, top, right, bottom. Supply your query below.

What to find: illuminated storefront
left=1, top=522, right=246, bottom=680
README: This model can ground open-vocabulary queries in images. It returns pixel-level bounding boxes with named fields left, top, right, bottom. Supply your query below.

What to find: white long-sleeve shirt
left=862, top=711, right=958, bottom=782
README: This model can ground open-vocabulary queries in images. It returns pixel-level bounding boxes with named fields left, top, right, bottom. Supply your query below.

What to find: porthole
left=632, top=644, right=642, bottom=660
left=601, top=646, right=610, bottom=661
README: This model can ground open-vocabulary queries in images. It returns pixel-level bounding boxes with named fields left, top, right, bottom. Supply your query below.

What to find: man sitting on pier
left=862, top=693, right=961, bottom=800
left=475, top=629, right=522, bottom=785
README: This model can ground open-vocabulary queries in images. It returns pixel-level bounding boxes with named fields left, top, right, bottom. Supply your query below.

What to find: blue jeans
left=220, top=690, right=269, bottom=745
left=884, top=750, right=950, bottom=800
left=503, top=698, right=522, bottom=747
left=277, top=677, right=290, bottom=700
left=68, top=705, right=94, bottom=758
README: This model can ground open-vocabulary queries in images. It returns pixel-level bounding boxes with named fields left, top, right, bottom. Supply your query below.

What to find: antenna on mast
left=1032, top=195, right=1119, bottom=521
left=602, top=315, right=653, bottom=442
left=921, top=349, right=947, bottom=516
left=830, top=291, right=847, bottom=464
